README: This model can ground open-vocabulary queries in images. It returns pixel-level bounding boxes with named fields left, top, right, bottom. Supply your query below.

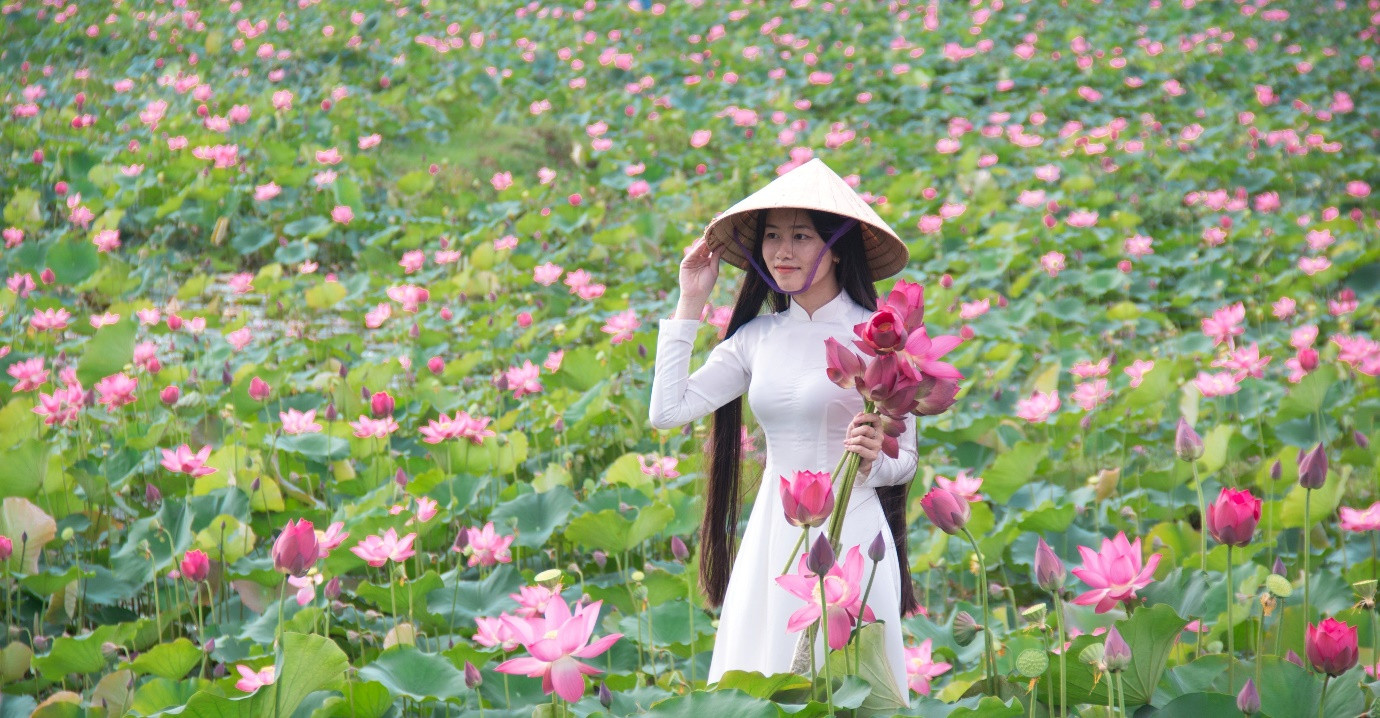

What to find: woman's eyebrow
left=764, top=223, right=813, bottom=230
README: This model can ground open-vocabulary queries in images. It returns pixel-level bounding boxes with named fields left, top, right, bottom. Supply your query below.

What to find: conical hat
left=701, top=158, right=908, bottom=281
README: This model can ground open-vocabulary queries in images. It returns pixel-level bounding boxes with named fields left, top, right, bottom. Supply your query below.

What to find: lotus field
left=1, top=0, right=1379, bottom=715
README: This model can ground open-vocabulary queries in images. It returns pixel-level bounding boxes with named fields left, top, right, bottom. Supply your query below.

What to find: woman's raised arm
left=647, top=318, right=754, bottom=430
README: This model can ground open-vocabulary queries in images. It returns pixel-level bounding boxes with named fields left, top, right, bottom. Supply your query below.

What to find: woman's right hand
left=678, top=236, right=721, bottom=300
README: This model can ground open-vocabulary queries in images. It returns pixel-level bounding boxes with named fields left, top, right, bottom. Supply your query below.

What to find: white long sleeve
left=647, top=318, right=755, bottom=430
left=856, top=411, right=918, bottom=488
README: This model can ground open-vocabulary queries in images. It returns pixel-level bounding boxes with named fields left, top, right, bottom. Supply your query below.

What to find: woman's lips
left=775, top=267, right=798, bottom=274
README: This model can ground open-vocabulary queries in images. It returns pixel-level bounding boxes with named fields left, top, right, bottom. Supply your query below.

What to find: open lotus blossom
left=234, top=664, right=275, bottom=693
left=1015, top=389, right=1060, bottom=423
left=350, top=528, right=417, bottom=567
left=775, top=543, right=875, bottom=650
left=33, top=380, right=84, bottom=426
left=160, top=444, right=218, bottom=477
left=1340, top=503, right=1380, bottom=533
left=935, top=470, right=983, bottom=502
left=510, top=583, right=563, bottom=618
left=637, top=454, right=680, bottom=479
left=279, top=408, right=322, bottom=435
left=350, top=415, right=399, bottom=438
left=904, top=638, right=952, bottom=695
left=288, top=572, right=324, bottom=605
left=473, top=615, right=521, bottom=651
left=8, top=357, right=48, bottom=392
left=95, top=373, right=138, bottom=410
left=460, top=522, right=515, bottom=567
left=316, top=521, right=349, bottom=558
left=1071, top=532, right=1162, bottom=613
left=495, top=595, right=624, bottom=703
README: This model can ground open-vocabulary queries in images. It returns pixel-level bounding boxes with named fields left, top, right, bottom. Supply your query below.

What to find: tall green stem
left=272, top=577, right=286, bottom=717
left=782, top=526, right=809, bottom=576
left=1055, top=595, right=1068, bottom=718
left=962, top=528, right=996, bottom=694
left=824, top=400, right=874, bottom=553
left=1304, top=487, right=1312, bottom=629
left=1226, top=545, right=1234, bottom=694
left=1318, top=674, right=1330, bottom=717
left=818, top=574, right=835, bottom=717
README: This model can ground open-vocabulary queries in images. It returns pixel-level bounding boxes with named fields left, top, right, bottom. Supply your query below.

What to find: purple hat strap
left=728, top=214, right=859, bottom=296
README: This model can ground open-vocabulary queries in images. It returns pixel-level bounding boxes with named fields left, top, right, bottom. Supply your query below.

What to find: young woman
left=648, top=159, right=917, bottom=697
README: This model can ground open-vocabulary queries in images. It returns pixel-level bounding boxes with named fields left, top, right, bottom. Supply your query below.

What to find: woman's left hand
left=844, top=411, right=884, bottom=476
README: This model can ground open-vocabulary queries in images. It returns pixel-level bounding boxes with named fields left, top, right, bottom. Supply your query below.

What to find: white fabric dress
left=648, top=289, right=916, bottom=699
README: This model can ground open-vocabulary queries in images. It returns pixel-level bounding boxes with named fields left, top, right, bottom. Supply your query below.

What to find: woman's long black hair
left=699, top=208, right=919, bottom=616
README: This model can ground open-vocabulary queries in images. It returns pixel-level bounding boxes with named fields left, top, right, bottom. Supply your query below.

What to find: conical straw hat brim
left=700, top=158, right=909, bottom=281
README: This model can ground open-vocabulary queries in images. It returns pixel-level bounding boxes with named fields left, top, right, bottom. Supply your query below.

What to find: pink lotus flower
left=474, top=615, right=521, bottom=650
left=495, top=596, right=624, bottom=703
left=1340, top=503, right=1380, bottom=533
left=249, top=376, right=271, bottom=401
left=780, top=470, right=835, bottom=528
left=504, top=360, right=543, bottom=398
left=280, top=408, right=322, bottom=435
left=8, top=357, right=48, bottom=392
left=459, top=522, right=514, bottom=567
left=1192, top=370, right=1240, bottom=397
left=532, top=262, right=564, bottom=286
left=637, top=454, right=680, bottom=479
left=898, top=325, right=965, bottom=383
left=288, top=573, right=323, bottom=605
left=491, top=171, right=514, bottom=191
left=331, top=205, right=354, bottom=224
left=30, top=307, right=72, bottom=332
left=543, top=349, right=564, bottom=373
left=1071, top=378, right=1112, bottom=411
left=1016, top=389, right=1061, bottom=422
left=414, top=497, right=438, bottom=523
left=601, top=309, right=641, bottom=344
left=316, top=521, right=349, bottom=558
left=33, top=380, right=84, bottom=426
left=1206, top=487, right=1261, bottom=546
left=1201, top=302, right=1245, bottom=348
left=853, top=306, right=909, bottom=356
left=775, top=545, right=875, bottom=650
left=1071, top=532, right=1162, bottom=613
left=510, top=584, right=563, bottom=618
left=1124, top=359, right=1155, bottom=388
left=161, top=444, right=217, bottom=477
left=180, top=549, right=210, bottom=583
left=273, top=518, right=321, bottom=576
left=234, top=664, right=275, bottom=693
left=350, top=415, right=399, bottom=438
left=1307, top=617, right=1359, bottom=677
left=935, top=470, right=983, bottom=502
left=350, top=528, right=416, bottom=567
left=904, top=638, right=952, bottom=695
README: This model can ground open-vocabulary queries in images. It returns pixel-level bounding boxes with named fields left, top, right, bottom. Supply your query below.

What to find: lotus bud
left=599, top=681, right=613, bottom=708
left=1174, top=417, right=1203, bottom=462
left=1298, top=348, right=1318, bottom=371
left=33, top=635, right=50, bottom=652
left=428, top=356, right=444, bottom=375
left=1284, top=649, right=1304, bottom=667
left=0, top=536, right=10, bottom=561
left=39, top=268, right=54, bottom=284
left=671, top=536, right=689, bottom=561
left=1034, top=537, right=1066, bottom=592
left=394, top=468, right=407, bottom=488
left=592, top=549, right=607, bottom=568
left=1354, top=431, right=1369, bottom=450
left=920, top=486, right=970, bottom=535
left=203, top=638, right=215, bottom=654
left=1272, top=556, right=1287, bottom=577
left=868, top=531, right=887, bottom=562
left=1297, top=443, right=1327, bottom=489
left=324, top=576, right=341, bottom=600
left=370, top=390, right=395, bottom=418
left=212, top=662, right=226, bottom=678
left=324, top=402, right=338, bottom=421
left=953, top=611, right=982, bottom=646
left=805, top=533, right=835, bottom=575
left=145, top=483, right=162, bottom=505
left=464, top=661, right=482, bottom=688
left=1237, top=678, right=1260, bottom=714
left=249, top=376, right=271, bottom=401
left=160, top=385, right=180, bottom=404
left=1103, top=626, right=1131, bottom=672
left=272, top=518, right=320, bottom=577
left=251, top=478, right=261, bottom=492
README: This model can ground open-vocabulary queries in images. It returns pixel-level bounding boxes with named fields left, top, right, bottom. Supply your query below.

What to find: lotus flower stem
left=272, top=576, right=286, bottom=716
left=782, top=526, right=809, bottom=576
left=824, top=400, right=874, bottom=552
left=1055, top=594, right=1068, bottom=718
left=1304, top=487, right=1312, bottom=628
left=818, top=573, right=836, bottom=717
left=961, top=527, right=997, bottom=694
left=852, top=556, right=880, bottom=675
left=1318, top=675, right=1330, bottom=718
left=1116, top=671, right=1127, bottom=718
left=1226, top=544, right=1234, bottom=693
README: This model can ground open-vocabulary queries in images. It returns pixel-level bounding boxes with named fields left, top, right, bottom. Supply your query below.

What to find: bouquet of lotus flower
left=822, top=279, right=963, bottom=552
left=783, top=280, right=964, bottom=702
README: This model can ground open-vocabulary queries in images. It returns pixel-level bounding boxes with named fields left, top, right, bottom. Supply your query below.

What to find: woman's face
left=760, top=207, right=839, bottom=296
